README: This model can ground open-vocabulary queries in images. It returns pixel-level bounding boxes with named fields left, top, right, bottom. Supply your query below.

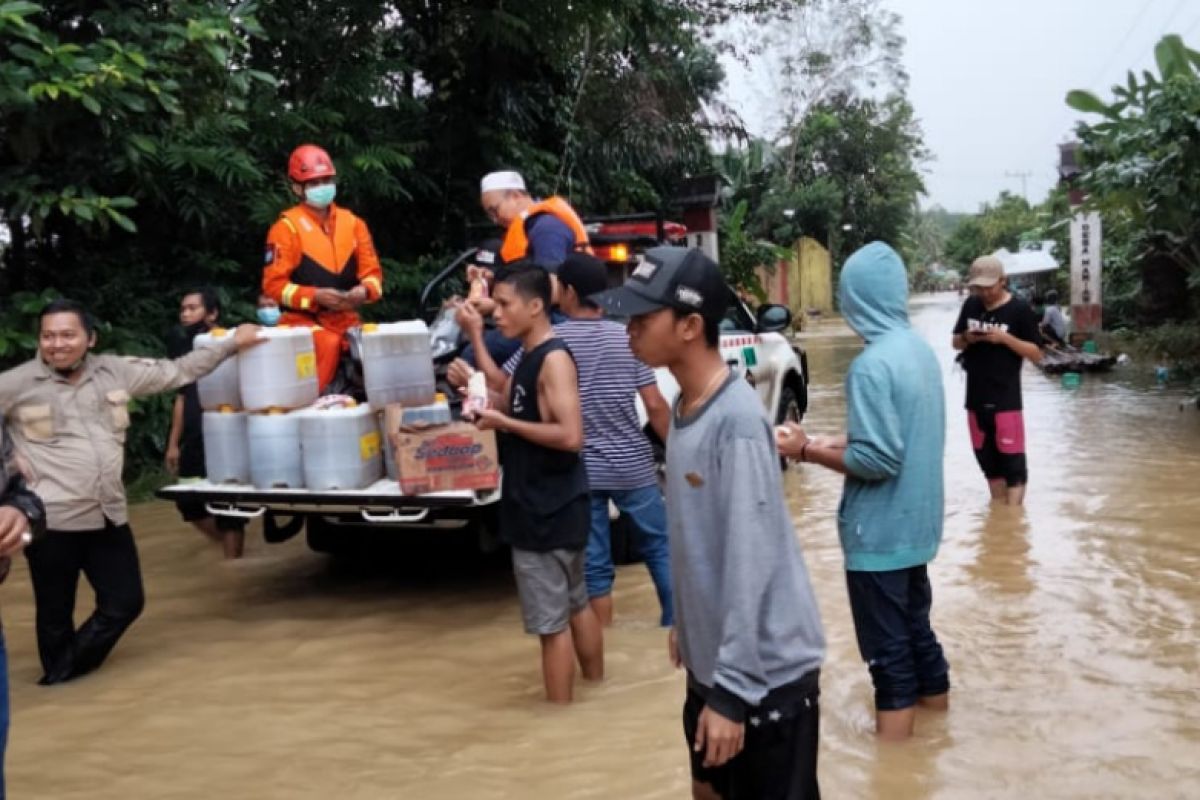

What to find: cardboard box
left=385, top=407, right=500, bottom=495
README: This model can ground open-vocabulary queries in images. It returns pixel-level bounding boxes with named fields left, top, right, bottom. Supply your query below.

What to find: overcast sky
left=721, top=0, right=1200, bottom=213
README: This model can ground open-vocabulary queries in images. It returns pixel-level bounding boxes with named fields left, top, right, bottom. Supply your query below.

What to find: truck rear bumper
left=156, top=479, right=500, bottom=526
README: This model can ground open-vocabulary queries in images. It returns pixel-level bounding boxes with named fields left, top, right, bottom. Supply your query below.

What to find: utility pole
left=1005, top=170, right=1032, bottom=203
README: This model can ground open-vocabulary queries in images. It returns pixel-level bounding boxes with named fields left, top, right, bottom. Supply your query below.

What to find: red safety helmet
left=287, top=144, right=336, bottom=183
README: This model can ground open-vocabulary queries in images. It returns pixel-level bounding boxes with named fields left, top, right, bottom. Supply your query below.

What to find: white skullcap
left=480, top=170, right=526, bottom=193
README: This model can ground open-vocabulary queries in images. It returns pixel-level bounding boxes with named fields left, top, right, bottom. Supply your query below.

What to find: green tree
left=762, top=93, right=927, bottom=260
left=1, top=0, right=797, bottom=480
left=942, top=192, right=1039, bottom=270
left=1066, top=33, right=1200, bottom=323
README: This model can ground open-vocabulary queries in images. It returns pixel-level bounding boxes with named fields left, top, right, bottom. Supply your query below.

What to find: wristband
left=800, top=442, right=810, bottom=462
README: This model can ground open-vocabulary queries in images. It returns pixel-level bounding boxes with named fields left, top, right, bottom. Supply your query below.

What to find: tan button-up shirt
left=0, top=340, right=238, bottom=530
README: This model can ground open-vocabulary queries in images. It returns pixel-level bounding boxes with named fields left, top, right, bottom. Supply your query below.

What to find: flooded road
left=4, top=293, right=1198, bottom=799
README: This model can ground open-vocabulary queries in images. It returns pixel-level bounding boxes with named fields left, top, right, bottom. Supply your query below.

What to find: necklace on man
left=679, top=366, right=729, bottom=419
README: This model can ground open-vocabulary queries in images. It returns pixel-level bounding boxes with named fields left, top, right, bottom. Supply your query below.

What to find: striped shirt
left=504, top=317, right=658, bottom=490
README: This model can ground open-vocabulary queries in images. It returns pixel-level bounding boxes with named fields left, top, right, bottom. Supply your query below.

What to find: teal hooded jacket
left=836, top=242, right=945, bottom=571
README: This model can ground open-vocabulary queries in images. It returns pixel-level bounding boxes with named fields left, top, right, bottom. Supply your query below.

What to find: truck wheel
left=775, top=385, right=803, bottom=471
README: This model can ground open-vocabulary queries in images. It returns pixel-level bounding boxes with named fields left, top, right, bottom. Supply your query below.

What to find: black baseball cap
left=557, top=253, right=609, bottom=302
left=592, top=246, right=729, bottom=323
left=471, top=238, right=503, bottom=269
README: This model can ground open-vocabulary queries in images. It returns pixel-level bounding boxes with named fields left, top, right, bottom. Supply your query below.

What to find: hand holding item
left=0, top=506, right=32, bottom=558
left=468, top=297, right=496, bottom=317
left=462, top=371, right=490, bottom=420
left=446, top=358, right=474, bottom=389
left=314, top=287, right=348, bottom=311
left=466, top=267, right=489, bottom=302
left=774, top=421, right=810, bottom=460
left=345, top=285, right=369, bottom=308
left=472, top=408, right=509, bottom=432
left=455, top=301, right=485, bottom=338
left=233, top=323, right=267, bottom=351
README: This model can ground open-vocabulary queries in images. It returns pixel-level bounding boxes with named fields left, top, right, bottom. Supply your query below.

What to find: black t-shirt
left=167, top=326, right=206, bottom=478
left=499, top=338, right=589, bottom=552
left=953, top=295, right=1041, bottom=412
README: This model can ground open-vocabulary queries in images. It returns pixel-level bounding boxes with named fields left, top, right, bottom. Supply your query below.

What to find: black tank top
left=500, top=337, right=589, bottom=552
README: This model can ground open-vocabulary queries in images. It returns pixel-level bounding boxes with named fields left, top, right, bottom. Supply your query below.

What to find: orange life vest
left=500, top=196, right=592, bottom=264
left=278, top=205, right=362, bottom=294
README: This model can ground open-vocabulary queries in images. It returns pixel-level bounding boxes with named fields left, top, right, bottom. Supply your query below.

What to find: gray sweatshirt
left=666, top=374, right=825, bottom=721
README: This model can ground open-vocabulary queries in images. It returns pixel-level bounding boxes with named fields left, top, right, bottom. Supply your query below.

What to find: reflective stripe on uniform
left=282, top=283, right=300, bottom=308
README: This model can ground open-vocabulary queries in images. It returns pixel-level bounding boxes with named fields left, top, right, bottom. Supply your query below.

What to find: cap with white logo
left=592, top=246, right=730, bottom=323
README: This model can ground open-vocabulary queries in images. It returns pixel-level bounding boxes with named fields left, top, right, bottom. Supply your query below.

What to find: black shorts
left=968, top=408, right=1027, bottom=487
left=683, top=671, right=821, bottom=800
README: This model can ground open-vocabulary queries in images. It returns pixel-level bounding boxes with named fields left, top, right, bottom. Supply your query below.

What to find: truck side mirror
left=756, top=304, right=792, bottom=333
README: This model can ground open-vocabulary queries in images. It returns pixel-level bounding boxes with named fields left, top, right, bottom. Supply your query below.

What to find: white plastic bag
left=428, top=306, right=462, bottom=360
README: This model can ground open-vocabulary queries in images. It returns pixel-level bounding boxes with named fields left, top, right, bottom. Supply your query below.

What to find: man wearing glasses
left=479, top=171, right=591, bottom=268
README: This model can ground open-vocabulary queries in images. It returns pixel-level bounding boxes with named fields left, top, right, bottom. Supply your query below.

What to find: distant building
left=992, top=241, right=1061, bottom=299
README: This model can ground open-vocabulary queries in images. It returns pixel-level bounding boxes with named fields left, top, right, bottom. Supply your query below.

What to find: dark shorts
left=846, top=566, right=950, bottom=711
left=511, top=547, right=589, bottom=635
left=683, top=672, right=821, bottom=800
left=968, top=408, right=1027, bottom=486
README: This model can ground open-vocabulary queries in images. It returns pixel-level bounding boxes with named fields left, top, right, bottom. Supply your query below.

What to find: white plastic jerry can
left=238, top=326, right=320, bottom=412
left=360, top=321, right=437, bottom=408
left=297, top=402, right=383, bottom=491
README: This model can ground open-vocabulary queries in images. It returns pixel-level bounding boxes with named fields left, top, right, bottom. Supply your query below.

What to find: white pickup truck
left=157, top=246, right=808, bottom=555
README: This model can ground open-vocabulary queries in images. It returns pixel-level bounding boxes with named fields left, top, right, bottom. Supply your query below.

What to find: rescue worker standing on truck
left=0, top=300, right=263, bottom=685
left=263, top=144, right=385, bottom=391
left=479, top=170, right=591, bottom=268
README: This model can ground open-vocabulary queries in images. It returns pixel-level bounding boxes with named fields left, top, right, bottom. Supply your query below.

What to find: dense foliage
left=1067, top=34, right=1200, bottom=327
left=1, top=0, right=801, bottom=475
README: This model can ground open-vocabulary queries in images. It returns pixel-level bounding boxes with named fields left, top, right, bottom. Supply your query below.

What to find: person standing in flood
left=463, top=253, right=674, bottom=627
left=0, top=422, right=46, bottom=795
left=469, top=265, right=604, bottom=703
left=164, top=288, right=246, bottom=559
left=779, top=242, right=950, bottom=741
left=952, top=255, right=1042, bottom=506
left=597, top=247, right=824, bottom=799
left=0, top=300, right=262, bottom=685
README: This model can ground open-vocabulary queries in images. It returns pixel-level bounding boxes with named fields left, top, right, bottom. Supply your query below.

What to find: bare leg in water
left=569, top=606, right=604, bottom=681
left=539, top=629, right=577, bottom=703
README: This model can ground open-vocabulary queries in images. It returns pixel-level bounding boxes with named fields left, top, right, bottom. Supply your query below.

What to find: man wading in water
left=469, top=264, right=603, bottom=703
left=597, top=248, right=825, bottom=799
left=952, top=255, right=1042, bottom=505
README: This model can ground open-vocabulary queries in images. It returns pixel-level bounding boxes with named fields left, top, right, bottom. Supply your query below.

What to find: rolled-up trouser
left=24, top=521, right=146, bottom=685
left=846, top=565, right=949, bottom=710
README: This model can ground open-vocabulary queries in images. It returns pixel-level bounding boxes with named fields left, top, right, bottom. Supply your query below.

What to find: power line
left=1085, top=0, right=1158, bottom=91
left=1182, top=14, right=1200, bottom=42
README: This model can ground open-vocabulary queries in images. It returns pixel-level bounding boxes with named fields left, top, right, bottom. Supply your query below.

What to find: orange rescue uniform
left=499, top=196, right=592, bottom=264
left=262, top=203, right=383, bottom=389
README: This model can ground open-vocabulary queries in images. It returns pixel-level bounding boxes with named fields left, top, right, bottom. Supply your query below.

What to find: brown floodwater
left=4, top=293, right=1198, bottom=799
